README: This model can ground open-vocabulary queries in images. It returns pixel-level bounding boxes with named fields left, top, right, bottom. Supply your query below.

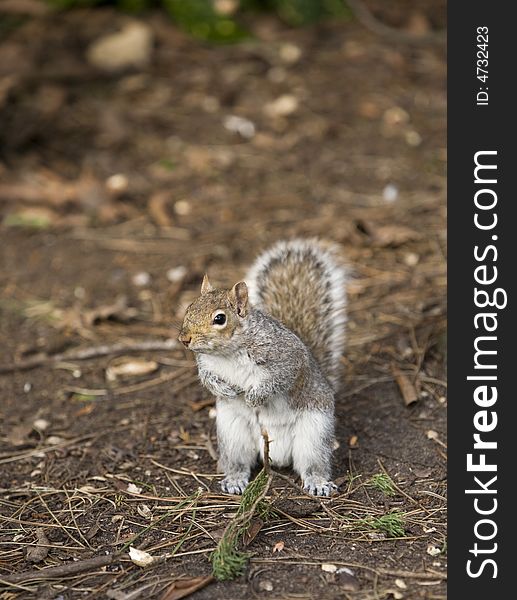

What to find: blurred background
left=0, top=1, right=447, bottom=598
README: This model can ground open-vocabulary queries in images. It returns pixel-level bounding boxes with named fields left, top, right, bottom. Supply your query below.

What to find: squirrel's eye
left=213, top=313, right=226, bottom=325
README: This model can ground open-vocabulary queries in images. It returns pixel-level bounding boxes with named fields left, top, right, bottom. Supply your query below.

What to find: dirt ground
left=0, top=3, right=446, bottom=599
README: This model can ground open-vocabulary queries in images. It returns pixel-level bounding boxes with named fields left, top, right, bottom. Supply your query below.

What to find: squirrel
left=178, top=239, right=347, bottom=497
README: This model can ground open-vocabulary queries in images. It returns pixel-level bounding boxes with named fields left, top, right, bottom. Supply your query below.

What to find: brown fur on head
left=178, top=276, right=249, bottom=353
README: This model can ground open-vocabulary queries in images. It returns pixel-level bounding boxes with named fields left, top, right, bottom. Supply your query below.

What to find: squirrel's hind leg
left=216, top=398, right=260, bottom=495
left=292, top=409, right=337, bottom=497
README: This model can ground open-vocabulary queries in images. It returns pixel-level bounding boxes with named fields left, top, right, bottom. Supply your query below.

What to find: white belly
left=257, top=394, right=298, bottom=467
left=199, top=352, right=266, bottom=392
left=218, top=392, right=297, bottom=468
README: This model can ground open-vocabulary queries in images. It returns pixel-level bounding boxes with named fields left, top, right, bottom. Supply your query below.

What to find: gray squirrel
left=178, top=239, right=348, bottom=496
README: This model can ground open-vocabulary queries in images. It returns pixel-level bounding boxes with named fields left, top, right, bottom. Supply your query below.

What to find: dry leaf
left=413, top=466, right=433, bottom=478
left=426, top=430, right=447, bottom=448
left=264, top=94, right=299, bottom=118
left=395, top=578, right=407, bottom=589
left=33, top=418, right=50, bottom=431
left=128, top=546, right=155, bottom=567
left=87, top=21, right=153, bottom=72
left=75, top=404, right=96, bottom=417
left=188, top=398, right=215, bottom=412
left=106, top=357, right=159, bottom=382
left=160, top=575, right=215, bottom=600
left=372, top=225, right=421, bottom=247
left=127, top=483, right=142, bottom=494
left=148, top=191, right=174, bottom=227
left=137, top=504, right=153, bottom=520
left=179, top=427, right=190, bottom=443
left=26, top=528, right=50, bottom=563
left=243, top=517, right=264, bottom=546
left=392, top=365, right=419, bottom=406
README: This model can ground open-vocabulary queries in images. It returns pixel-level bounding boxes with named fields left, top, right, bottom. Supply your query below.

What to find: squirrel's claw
left=303, top=477, right=338, bottom=497
left=220, top=476, right=249, bottom=495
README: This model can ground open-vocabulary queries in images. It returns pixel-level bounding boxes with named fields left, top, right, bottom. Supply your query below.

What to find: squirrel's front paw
left=303, top=476, right=338, bottom=497
left=221, top=476, right=249, bottom=495
left=245, top=388, right=266, bottom=408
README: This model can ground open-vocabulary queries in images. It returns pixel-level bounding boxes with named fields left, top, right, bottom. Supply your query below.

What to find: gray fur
left=179, top=239, right=348, bottom=497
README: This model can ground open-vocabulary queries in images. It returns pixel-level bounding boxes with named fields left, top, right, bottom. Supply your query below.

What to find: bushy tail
left=246, top=239, right=347, bottom=391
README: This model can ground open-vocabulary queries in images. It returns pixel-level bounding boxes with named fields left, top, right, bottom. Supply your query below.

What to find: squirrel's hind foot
left=303, top=476, right=338, bottom=497
left=220, top=475, right=249, bottom=495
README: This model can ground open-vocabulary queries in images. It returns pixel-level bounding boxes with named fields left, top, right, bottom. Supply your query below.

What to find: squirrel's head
left=178, top=274, right=249, bottom=354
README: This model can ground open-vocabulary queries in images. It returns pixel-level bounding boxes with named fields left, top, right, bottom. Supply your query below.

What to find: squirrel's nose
left=178, top=333, right=191, bottom=348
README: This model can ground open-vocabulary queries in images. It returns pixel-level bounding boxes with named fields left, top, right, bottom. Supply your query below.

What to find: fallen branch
left=0, top=339, right=178, bottom=374
left=211, top=431, right=273, bottom=581
left=1, top=554, right=117, bottom=584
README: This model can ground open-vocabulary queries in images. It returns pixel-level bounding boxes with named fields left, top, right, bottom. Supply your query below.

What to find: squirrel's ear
left=229, top=281, right=249, bottom=317
left=201, top=274, right=213, bottom=295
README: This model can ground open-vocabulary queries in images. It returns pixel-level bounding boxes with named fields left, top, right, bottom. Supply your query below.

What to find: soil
left=0, top=3, right=446, bottom=599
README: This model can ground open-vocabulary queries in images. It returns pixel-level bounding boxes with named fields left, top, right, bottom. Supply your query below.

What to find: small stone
left=404, top=252, right=420, bottom=266
left=127, top=483, right=143, bottom=494
left=106, top=173, right=129, bottom=194
left=427, top=544, right=441, bottom=557
left=382, top=184, right=399, bottom=203
left=86, top=21, right=153, bottom=72
left=166, top=266, right=187, bottom=283
left=46, top=436, right=64, bottom=445
left=321, top=563, right=337, bottom=573
left=395, top=579, right=407, bottom=589
left=174, top=200, right=192, bottom=216
left=223, top=115, right=256, bottom=139
left=24, top=382, right=32, bottom=393
left=279, top=43, right=302, bottom=64
left=264, top=94, right=299, bottom=118
left=132, top=272, right=151, bottom=287
left=214, top=0, right=238, bottom=15
left=128, top=546, right=155, bottom=567
left=33, top=418, right=49, bottom=431
left=383, top=106, right=410, bottom=126
left=405, top=130, right=422, bottom=146
left=258, top=580, right=274, bottom=592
